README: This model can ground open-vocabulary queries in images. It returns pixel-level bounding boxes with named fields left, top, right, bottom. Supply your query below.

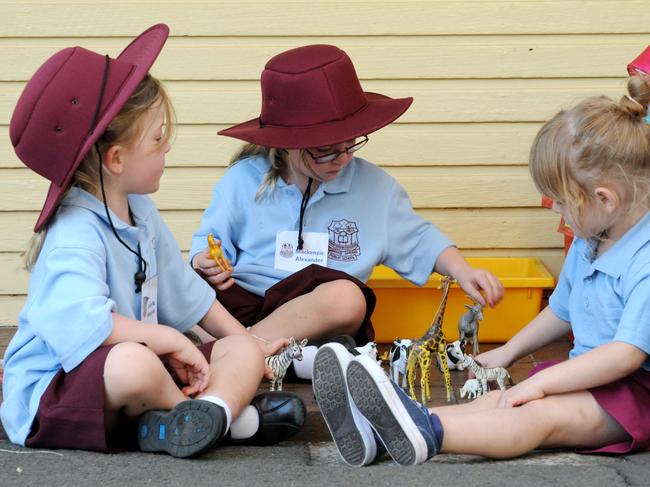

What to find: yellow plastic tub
left=368, top=257, right=555, bottom=344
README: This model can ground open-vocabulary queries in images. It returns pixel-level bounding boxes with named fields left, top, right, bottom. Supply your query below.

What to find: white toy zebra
left=265, top=337, right=308, bottom=391
left=389, top=338, right=412, bottom=388
left=457, top=354, right=513, bottom=394
left=459, top=378, right=483, bottom=399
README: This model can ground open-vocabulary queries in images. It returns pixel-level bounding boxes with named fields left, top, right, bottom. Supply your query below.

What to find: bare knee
left=320, top=280, right=366, bottom=330
left=104, top=342, right=167, bottom=399
left=212, top=334, right=265, bottom=373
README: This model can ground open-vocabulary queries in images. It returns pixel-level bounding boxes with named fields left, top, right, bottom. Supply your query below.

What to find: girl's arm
left=197, top=300, right=290, bottom=357
left=476, top=306, right=571, bottom=369
left=498, top=341, right=647, bottom=408
left=434, top=246, right=504, bottom=307
left=103, top=312, right=210, bottom=395
left=103, top=312, right=195, bottom=355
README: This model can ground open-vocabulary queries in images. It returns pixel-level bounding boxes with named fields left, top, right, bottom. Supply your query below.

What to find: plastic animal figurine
left=389, top=338, right=413, bottom=388
left=407, top=276, right=457, bottom=404
left=207, top=233, right=233, bottom=272
left=457, top=354, right=514, bottom=394
left=354, top=341, right=381, bottom=364
left=457, top=297, right=483, bottom=356
left=459, top=378, right=483, bottom=400
left=265, top=337, right=308, bottom=391
left=441, top=339, right=465, bottom=371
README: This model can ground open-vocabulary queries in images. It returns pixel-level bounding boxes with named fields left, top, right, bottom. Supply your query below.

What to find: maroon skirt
left=25, top=341, right=216, bottom=452
left=211, top=264, right=376, bottom=346
left=529, top=360, right=650, bottom=454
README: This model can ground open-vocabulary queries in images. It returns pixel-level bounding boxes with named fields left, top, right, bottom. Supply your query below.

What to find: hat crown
left=259, top=44, right=367, bottom=130
left=10, top=47, right=133, bottom=186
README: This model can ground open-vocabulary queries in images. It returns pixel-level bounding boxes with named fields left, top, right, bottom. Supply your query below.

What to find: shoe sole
left=138, top=400, right=225, bottom=458
left=347, top=357, right=428, bottom=466
left=312, top=344, right=376, bottom=467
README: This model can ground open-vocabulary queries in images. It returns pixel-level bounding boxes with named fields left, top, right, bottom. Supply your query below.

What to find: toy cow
left=389, top=338, right=412, bottom=388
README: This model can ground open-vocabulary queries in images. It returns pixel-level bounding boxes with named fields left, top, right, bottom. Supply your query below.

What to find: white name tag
left=274, top=230, right=328, bottom=272
left=140, top=275, right=158, bottom=324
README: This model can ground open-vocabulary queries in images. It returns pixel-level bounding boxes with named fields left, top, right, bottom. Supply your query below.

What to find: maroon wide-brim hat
left=218, top=44, right=413, bottom=149
left=9, top=24, right=169, bottom=232
left=628, top=45, right=650, bottom=75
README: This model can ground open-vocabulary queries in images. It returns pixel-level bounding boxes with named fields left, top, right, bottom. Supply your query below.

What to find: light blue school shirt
left=549, top=210, right=650, bottom=371
left=190, top=156, right=454, bottom=296
left=1, top=188, right=216, bottom=445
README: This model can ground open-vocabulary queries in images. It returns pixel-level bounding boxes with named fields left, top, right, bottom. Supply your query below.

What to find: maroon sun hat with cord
left=218, top=44, right=413, bottom=149
left=9, top=24, right=169, bottom=232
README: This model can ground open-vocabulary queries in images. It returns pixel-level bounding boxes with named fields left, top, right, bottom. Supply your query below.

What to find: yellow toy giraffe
left=207, top=233, right=232, bottom=272
left=406, top=276, right=457, bottom=404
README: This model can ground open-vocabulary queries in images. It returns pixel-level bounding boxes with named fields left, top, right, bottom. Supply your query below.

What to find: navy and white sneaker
left=346, top=355, right=443, bottom=466
left=313, top=343, right=379, bottom=466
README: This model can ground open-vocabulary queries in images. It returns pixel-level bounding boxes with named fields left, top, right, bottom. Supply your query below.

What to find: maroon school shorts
left=529, top=360, right=650, bottom=454
left=25, top=341, right=216, bottom=452
left=209, top=264, right=376, bottom=346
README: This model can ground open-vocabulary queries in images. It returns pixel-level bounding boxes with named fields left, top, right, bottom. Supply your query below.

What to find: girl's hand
left=454, top=267, right=504, bottom=308
left=192, top=246, right=235, bottom=291
left=251, top=336, right=291, bottom=380
left=166, top=341, right=211, bottom=397
left=474, top=344, right=514, bottom=370
left=497, top=379, right=545, bottom=408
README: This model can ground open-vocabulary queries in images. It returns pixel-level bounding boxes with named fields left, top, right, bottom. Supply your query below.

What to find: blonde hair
left=529, top=77, right=650, bottom=238
left=24, top=74, right=175, bottom=270
left=229, top=144, right=288, bottom=199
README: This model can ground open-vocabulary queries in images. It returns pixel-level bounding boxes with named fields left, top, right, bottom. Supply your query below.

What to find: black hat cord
left=297, top=177, right=313, bottom=251
left=92, top=55, right=147, bottom=293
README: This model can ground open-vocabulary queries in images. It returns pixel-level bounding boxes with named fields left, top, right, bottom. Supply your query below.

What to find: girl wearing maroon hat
left=190, top=44, right=504, bottom=381
left=1, top=25, right=302, bottom=458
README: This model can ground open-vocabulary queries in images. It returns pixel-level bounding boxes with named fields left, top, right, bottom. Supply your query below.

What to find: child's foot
left=313, top=343, right=379, bottom=466
left=346, top=355, right=442, bottom=466
left=138, top=399, right=226, bottom=458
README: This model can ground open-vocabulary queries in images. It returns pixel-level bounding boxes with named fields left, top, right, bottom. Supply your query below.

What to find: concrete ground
left=0, top=341, right=648, bottom=486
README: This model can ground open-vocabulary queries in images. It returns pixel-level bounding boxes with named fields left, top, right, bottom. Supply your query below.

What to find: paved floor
left=1, top=341, right=648, bottom=486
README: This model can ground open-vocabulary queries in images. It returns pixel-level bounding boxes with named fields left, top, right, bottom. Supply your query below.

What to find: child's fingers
left=216, top=277, right=236, bottom=291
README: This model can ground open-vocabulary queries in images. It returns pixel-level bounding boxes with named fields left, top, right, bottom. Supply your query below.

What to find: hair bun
left=625, top=75, right=650, bottom=120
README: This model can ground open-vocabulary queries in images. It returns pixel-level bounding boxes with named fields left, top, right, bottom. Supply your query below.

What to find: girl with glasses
left=189, top=45, right=504, bottom=382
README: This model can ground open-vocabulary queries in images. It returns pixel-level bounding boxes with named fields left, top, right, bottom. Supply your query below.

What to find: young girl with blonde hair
left=1, top=25, right=300, bottom=458
left=315, top=78, right=650, bottom=465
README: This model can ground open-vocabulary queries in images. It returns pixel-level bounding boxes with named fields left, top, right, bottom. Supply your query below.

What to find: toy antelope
left=207, top=233, right=233, bottom=272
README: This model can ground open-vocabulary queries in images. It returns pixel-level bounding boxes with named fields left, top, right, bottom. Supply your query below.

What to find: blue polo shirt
left=549, top=210, right=650, bottom=371
left=190, top=156, right=454, bottom=296
left=1, top=188, right=215, bottom=445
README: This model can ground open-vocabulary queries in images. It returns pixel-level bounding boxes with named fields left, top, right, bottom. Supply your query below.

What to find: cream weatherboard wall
left=0, top=1, right=649, bottom=326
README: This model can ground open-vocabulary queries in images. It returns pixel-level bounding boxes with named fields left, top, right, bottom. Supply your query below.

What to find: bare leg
left=196, top=334, right=265, bottom=418
left=104, top=335, right=265, bottom=429
left=437, top=391, right=629, bottom=458
left=249, top=280, right=366, bottom=341
left=103, top=342, right=187, bottom=429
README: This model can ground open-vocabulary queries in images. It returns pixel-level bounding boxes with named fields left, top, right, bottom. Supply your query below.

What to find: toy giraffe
left=406, top=275, right=457, bottom=404
left=207, top=233, right=233, bottom=272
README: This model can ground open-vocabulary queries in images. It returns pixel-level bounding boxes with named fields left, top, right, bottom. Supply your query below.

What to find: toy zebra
left=459, top=378, right=483, bottom=400
left=457, top=354, right=513, bottom=394
left=265, top=337, right=308, bottom=391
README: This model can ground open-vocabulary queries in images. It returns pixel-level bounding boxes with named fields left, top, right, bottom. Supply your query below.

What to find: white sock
left=230, top=405, right=260, bottom=439
left=293, top=345, right=318, bottom=380
left=199, top=395, right=232, bottom=431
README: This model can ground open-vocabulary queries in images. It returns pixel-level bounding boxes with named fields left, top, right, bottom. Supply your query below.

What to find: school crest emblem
left=328, top=219, right=360, bottom=261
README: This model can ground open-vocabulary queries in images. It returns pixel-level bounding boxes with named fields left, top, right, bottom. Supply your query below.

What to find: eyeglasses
left=305, top=135, right=369, bottom=164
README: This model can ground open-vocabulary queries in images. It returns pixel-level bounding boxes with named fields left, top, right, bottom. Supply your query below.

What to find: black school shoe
left=138, top=399, right=227, bottom=458
left=227, top=391, right=306, bottom=446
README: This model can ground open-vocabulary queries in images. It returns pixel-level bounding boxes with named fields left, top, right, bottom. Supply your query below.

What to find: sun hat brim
left=218, top=92, right=413, bottom=149
left=34, top=24, right=169, bottom=231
